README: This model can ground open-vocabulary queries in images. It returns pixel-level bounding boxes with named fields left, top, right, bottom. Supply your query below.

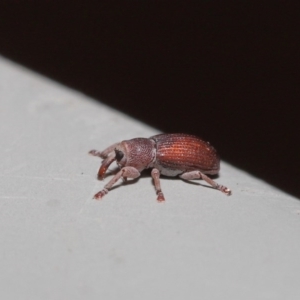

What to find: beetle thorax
left=121, top=138, right=156, bottom=171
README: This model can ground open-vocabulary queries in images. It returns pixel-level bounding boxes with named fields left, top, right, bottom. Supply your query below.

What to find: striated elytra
left=89, top=133, right=231, bottom=201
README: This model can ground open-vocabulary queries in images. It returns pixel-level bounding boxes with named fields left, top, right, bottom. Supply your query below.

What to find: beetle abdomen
left=151, top=133, right=220, bottom=175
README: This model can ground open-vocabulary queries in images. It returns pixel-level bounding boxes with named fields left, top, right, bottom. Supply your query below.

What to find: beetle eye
left=115, top=149, right=124, bottom=161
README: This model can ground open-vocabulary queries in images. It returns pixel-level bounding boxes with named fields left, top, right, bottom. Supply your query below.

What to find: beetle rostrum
left=89, top=133, right=232, bottom=201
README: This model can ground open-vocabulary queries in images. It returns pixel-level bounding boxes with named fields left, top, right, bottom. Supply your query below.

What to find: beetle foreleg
left=89, top=149, right=103, bottom=158
left=94, top=166, right=141, bottom=200
left=151, top=168, right=165, bottom=202
left=89, top=142, right=120, bottom=159
left=180, top=171, right=231, bottom=196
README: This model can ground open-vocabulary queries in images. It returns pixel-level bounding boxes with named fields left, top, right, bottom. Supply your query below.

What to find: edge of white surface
left=1, top=56, right=300, bottom=300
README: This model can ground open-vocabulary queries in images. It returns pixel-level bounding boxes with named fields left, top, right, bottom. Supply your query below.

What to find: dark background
left=1, top=1, right=299, bottom=198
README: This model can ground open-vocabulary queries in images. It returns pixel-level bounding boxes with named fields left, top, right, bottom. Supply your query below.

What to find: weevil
left=89, top=133, right=231, bottom=201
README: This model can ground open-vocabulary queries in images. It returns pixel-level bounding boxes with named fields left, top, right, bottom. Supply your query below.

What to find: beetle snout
left=97, top=153, right=116, bottom=180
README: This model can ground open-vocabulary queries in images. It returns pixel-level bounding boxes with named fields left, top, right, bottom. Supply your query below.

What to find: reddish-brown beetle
left=89, top=133, right=231, bottom=201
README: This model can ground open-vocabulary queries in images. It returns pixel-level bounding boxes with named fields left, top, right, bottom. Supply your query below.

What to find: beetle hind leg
left=180, top=171, right=231, bottom=196
left=151, top=168, right=165, bottom=202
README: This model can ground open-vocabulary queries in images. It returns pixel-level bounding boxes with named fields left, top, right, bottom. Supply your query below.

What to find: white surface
left=1, top=56, right=300, bottom=300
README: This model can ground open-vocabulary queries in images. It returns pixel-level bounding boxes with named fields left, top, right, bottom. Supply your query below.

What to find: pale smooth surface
left=1, top=56, right=300, bottom=300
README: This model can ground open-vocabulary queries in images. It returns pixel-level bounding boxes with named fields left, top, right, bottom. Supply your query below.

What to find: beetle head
left=95, top=142, right=120, bottom=179
left=97, top=143, right=127, bottom=179
left=97, top=138, right=156, bottom=179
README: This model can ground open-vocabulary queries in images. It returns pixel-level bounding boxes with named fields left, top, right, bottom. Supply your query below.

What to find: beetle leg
left=180, top=171, right=231, bottom=195
left=151, top=168, right=165, bottom=202
left=94, top=166, right=140, bottom=200
left=89, top=149, right=103, bottom=158
left=89, top=142, right=120, bottom=159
